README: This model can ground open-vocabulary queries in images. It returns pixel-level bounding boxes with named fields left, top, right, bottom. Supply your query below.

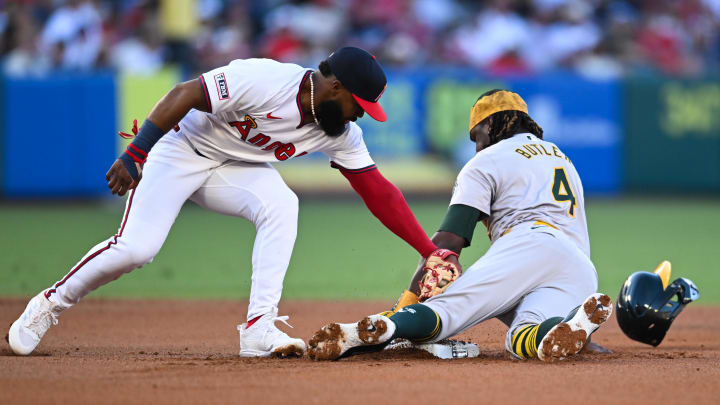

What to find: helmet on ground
left=616, top=261, right=699, bottom=346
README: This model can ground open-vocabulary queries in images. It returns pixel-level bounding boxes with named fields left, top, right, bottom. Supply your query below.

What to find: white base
left=384, top=338, right=480, bottom=359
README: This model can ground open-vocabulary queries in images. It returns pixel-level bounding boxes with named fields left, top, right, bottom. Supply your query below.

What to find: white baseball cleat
left=308, top=314, right=396, bottom=361
left=237, top=309, right=306, bottom=358
left=538, top=293, right=613, bottom=363
left=7, top=291, right=66, bottom=356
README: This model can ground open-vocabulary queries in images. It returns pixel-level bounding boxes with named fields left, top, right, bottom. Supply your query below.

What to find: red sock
left=246, top=315, right=262, bottom=328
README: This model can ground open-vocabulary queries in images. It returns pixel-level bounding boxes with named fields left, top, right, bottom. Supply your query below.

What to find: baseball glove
left=418, top=249, right=461, bottom=301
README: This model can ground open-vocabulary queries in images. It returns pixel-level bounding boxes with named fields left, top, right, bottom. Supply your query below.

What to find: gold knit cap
left=469, top=90, right=528, bottom=131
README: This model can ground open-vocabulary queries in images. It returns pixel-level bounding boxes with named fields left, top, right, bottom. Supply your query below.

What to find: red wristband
left=430, top=248, right=458, bottom=259
left=125, top=145, right=147, bottom=164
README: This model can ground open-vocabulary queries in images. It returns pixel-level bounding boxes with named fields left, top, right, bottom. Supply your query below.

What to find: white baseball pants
left=423, top=221, right=598, bottom=356
left=46, top=131, right=298, bottom=320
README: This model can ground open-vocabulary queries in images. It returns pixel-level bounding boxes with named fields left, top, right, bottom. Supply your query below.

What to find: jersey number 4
left=552, top=167, right=576, bottom=217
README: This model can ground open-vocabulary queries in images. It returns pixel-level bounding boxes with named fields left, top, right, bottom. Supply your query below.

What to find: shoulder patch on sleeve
left=214, top=72, right=229, bottom=100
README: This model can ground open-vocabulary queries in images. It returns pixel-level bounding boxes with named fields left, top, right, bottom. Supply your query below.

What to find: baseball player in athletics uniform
left=308, top=90, right=613, bottom=362
left=7, top=47, right=460, bottom=358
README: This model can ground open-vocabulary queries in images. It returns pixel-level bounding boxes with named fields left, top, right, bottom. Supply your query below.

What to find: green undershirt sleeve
left=438, top=204, right=489, bottom=247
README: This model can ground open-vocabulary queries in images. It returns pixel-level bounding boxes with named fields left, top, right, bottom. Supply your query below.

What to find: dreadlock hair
left=477, top=89, right=544, bottom=145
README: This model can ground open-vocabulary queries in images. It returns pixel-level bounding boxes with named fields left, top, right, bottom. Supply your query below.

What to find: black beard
left=315, top=99, right=347, bottom=137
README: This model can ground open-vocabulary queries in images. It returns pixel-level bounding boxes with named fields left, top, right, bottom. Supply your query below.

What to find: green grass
left=0, top=198, right=717, bottom=302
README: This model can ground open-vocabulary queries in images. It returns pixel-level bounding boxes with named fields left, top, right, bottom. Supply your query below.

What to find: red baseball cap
left=327, top=47, right=388, bottom=122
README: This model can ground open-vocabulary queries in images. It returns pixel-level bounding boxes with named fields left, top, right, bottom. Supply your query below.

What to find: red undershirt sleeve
left=336, top=164, right=438, bottom=258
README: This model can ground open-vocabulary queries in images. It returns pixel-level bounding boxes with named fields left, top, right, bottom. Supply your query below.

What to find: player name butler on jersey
left=450, top=133, right=590, bottom=257
left=176, top=58, right=375, bottom=170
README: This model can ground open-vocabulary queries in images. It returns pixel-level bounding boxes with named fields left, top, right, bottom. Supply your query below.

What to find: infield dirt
left=1, top=299, right=718, bottom=404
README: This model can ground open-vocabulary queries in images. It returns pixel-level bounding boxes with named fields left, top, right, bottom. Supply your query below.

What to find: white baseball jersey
left=178, top=58, right=375, bottom=170
left=44, top=58, right=378, bottom=328
left=425, top=133, right=597, bottom=356
left=450, top=133, right=590, bottom=257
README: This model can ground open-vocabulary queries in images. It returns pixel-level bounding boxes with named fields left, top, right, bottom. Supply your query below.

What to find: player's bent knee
left=284, top=191, right=299, bottom=218
left=263, top=188, right=299, bottom=222
left=281, top=188, right=299, bottom=213
left=122, top=240, right=162, bottom=268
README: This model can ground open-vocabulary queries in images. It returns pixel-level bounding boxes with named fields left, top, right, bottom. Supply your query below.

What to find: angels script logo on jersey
left=228, top=115, right=307, bottom=161
left=214, top=73, right=229, bottom=100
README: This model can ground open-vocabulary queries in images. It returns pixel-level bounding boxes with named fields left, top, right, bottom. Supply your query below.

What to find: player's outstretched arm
left=105, top=79, right=209, bottom=196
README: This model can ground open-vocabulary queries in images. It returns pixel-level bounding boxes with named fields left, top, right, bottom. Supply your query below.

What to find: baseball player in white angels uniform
left=7, top=47, right=460, bottom=358
left=308, top=90, right=613, bottom=362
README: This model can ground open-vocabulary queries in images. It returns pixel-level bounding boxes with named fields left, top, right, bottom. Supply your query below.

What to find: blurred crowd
left=1, top=0, right=719, bottom=79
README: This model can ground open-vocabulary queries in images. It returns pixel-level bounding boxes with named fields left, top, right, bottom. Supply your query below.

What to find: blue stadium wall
left=1, top=71, right=717, bottom=197
left=1, top=73, right=117, bottom=197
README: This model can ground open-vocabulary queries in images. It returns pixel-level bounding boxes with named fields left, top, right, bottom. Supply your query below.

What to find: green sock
left=536, top=316, right=564, bottom=347
left=511, top=316, right=564, bottom=359
left=389, top=304, right=441, bottom=343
